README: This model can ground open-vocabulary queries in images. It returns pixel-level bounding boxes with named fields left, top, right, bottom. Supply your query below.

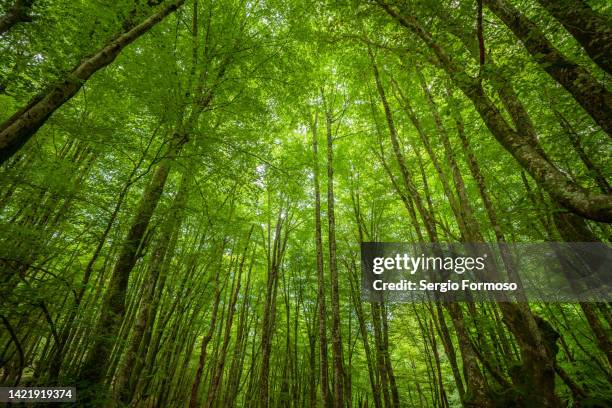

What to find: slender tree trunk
left=310, top=112, right=331, bottom=407
left=372, top=47, right=494, bottom=407
left=188, top=252, right=225, bottom=408
left=381, top=302, right=400, bottom=408
left=553, top=108, right=611, bottom=194
left=204, top=226, right=254, bottom=408
left=371, top=302, right=391, bottom=408
left=348, top=261, right=381, bottom=408
left=260, top=210, right=290, bottom=407
left=323, top=97, right=345, bottom=408
left=224, top=247, right=255, bottom=407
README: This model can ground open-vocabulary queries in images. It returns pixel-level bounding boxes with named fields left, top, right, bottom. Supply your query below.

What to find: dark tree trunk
left=77, top=138, right=184, bottom=398
left=537, top=0, right=612, bottom=75
left=114, top=174, right=189, bottom=404
left=0, top=0, right=34, bottom=34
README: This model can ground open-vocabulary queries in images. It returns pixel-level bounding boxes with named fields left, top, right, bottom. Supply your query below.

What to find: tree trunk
left=204, top=226, right=254, bottom=408
left=537, top=0, right=612, bottom=75
left=0, top=0, right=33, bottom=34
left=188, top=249, right=225, bottom=408
left=114, top=174, right=189, bottom=404
left=310, top=111, right=332, bottom=408
left=372, top=44, right=494, bottom=407
left=323, top=96, right=345, bottom=408
left=77, top=137, right=184, bottom=398
left=259, top=210, right=290, bottom=407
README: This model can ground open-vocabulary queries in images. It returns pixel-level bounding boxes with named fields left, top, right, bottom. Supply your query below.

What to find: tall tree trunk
left=390, top=75, right=465, bottom=237
left=204, top=226, right=254, bottom=408
left=77, top=137, right=185, bottom=398
left=114, top=173, right=189, bottom=404
left=375, top=0, right=612, bottom=222
left=188, top=247, right=225, bottom=408
left=414, top=67, right=481, bottom=242
left=381, top=302, right=400, bottom=408
left=323, top=95, right=345, bottom=408
left=348, top=260, right=382, bottom=408
left=310, top=112, right=332, bottom=407
left=552, top=108, right=611, bottom=194
left=260, top=210, right=290, bottom=407
left=372, top=47, right=494, bottom=407
left=224, top=246, right=255, bottom=407
left=371, top=302, right=391, bottom=408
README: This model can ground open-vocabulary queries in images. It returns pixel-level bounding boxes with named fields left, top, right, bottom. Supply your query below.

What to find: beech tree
left=0, top=1, right=610, bottom=407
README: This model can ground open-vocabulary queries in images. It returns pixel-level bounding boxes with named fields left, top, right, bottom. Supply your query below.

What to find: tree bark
left=372, top=45, right=495, bottom=407
left=323, top=93, right=345, bottom=408
left=188, top=260, right=224, bottom=408
left=259, top=210, right=290, bottom=407
left=114, top=174, right=189, bottom=404
left=77, top=137, right=185, bottom=397
left=204, top=226, right=254, bottom=408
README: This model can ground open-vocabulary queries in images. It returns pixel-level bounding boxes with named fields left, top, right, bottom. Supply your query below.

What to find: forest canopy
left=0, top=0, right=611, bottom=407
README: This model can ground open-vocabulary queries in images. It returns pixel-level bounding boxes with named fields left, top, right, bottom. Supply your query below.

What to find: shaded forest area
left=0, top=0, right=611, bottom=406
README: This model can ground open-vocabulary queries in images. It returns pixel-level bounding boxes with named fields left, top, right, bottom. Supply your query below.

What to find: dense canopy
left=0, top=0, right=611, bottom=407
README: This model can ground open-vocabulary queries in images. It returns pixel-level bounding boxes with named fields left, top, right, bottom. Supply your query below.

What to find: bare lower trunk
left=310, top=113, right=331, bottom=407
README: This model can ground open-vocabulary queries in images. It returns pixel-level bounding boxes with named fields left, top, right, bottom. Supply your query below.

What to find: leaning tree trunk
left=537, top=0, right=612, bottom=76
left=483, top=0, right=612, bottom=138
left=114, top=174, right=189, bottom=405
left=77, top=137, right=185, bottom=400
left=0, top=0, right=34, bottom=34
left=0, top=0, right=185, bottom=165
left=373, top=48, right=494, bottom=407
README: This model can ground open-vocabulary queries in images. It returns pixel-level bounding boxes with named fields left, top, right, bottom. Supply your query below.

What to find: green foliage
left=0, top=0, right=610, bottom=407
